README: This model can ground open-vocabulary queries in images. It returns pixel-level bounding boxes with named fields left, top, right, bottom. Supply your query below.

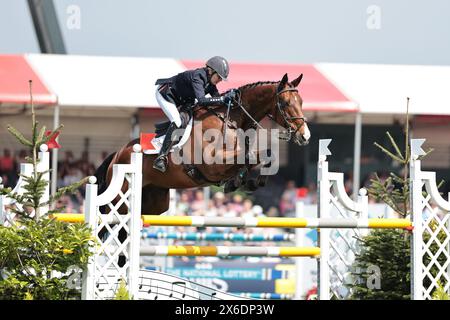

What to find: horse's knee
left=223, top=179, right=238, bottom=193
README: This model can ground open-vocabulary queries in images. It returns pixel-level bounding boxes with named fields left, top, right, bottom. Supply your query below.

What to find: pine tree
left=0, top=81, right=93, bottom=299
left=0, top=80, right=88, bottom=221
left=350, top=98, right=414, bottom=299
left=350, top=98, right=447, bottom=299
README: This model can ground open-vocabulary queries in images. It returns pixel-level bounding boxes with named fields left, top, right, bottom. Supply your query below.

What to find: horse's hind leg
left=141, top=185, right=170, bottom=215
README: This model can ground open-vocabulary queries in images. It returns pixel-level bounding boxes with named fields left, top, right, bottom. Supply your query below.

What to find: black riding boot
left=153, top=122, right=178, bottom=173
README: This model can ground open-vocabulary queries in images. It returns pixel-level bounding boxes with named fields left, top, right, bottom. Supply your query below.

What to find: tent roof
left=0, top=55, right=56, bottom=105
left=25, top=54, right=185, bottom=108
left=182, top=60, right=358, bottom=112
left=3, top=54, right=450, bottom=116
left=317, top=63, right=450, bottom=115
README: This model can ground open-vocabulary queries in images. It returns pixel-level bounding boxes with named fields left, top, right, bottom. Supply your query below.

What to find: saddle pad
left=141, top=117, right=193, bottom=155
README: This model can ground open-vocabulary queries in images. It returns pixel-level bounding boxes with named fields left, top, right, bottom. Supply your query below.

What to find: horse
left=94, top=73, right=310, bottom=216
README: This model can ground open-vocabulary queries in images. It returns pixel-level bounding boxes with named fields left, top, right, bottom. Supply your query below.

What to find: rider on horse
left=153, top=56, right=234, bottom=173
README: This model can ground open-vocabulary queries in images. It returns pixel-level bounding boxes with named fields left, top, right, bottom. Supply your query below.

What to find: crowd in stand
left=1, top=147, right=387, bottom=221
left=0, top=148, right=96, bottom=214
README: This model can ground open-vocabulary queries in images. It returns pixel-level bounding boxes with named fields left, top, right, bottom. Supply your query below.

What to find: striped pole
left=140, top=245, right=320, bottom=257
left=52, top=214, right=412, bottom=229
left=232, top=293, right=293, bottom=300
left=143, top=232, right=295, bottom=242
left=142, top=216, right=412, bottom=229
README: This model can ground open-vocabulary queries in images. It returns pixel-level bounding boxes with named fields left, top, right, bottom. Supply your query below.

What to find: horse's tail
left=94, top=152, right=116, bottom=196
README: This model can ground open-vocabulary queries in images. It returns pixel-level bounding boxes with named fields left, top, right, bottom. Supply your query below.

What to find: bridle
left=268, top=87, right=308, bottom=142
left=216, top=84, right=308, bottom=143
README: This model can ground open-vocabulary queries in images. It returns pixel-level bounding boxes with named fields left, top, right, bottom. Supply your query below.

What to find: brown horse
left=95, top=73, right=310, bottom=215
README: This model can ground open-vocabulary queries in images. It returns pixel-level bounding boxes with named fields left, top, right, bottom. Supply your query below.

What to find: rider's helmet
left=206, top=56, right=229, bottom=81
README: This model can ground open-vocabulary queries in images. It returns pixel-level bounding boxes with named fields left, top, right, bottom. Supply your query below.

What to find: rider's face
left=211, top=72, right=222, bottom=85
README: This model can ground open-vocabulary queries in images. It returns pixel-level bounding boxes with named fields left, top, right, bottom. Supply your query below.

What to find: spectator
left=205, top=199, right=218, bottom=217
left=224, top=202, right=238, bottom=218
left=229, top=193, right=244, bottom=214
left=279, top=180, right=297, bottom=217
left=266, top=206, right=279, bottom=217
left=63, top=167, right=83, bottom=187
left=58, top=151, right=75, bottom=184
left=241, top=199, right=254, bottom=218
left=344, top=171, right=353, bottom=195
left=176, top=191, right=191, bottom=215
left=191, top=190, right=205, bottom=213
left=252, top=205, right=264, bottom=217
left=17, top=149, right=28, bottom=163
left=0, top=149, right=15, bottom=172
left=212, top=192, right=226, bottom=209
left=303, top=182, right=317, bottom=204
left=77, top=151, right=96, bottom=176
left=0, top=149, right=18, bottom=188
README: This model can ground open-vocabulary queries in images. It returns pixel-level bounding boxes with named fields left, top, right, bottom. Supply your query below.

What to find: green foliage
left=368, top=171, right=409, bottom=217
left=368, top=132, right=434, bottom=217
left=351, top=100, right=411, bottom=299
left=350, top=99, right=448, bottom=299
left=349, top=218, right=448, bottom=300
left=113, top=279, right=132, bottom=300
left=350, top=229, right=411, bottom=300
left=369, top=131, right=410, bottom=217
left=0, top=82, right=89, bottom=221
left=0, top=217, right=94, bottom=299
left=0, top=80, right=93, bottom=299
left=432, top=281, right=450, bottom=300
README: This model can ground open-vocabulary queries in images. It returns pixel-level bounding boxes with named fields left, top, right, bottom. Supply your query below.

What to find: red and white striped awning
left=2, top=54, right=450, bottom=116
left=0, top=54, right=356, bottom=113
left=0, top=55, right=57, bottom=105
left=182, top=60, right=357, bottom=112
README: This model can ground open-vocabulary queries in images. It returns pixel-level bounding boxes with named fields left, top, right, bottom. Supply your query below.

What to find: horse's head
left=271, top=73, right=310, bottom=146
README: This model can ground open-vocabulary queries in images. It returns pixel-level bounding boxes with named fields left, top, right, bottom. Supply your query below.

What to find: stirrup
left=153, top=155, right=168, bottom=173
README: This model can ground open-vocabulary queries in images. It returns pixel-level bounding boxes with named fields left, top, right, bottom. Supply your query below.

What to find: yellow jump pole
left=52, top=214, right=412, bottom=229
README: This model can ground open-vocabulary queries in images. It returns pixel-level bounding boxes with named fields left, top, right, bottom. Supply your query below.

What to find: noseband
left=271, top=87, right=308, bottom=141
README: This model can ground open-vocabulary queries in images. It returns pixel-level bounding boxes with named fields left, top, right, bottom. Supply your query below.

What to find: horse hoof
left=233, top=176, right=244, bottom=188
left=224, top=180, right=238, bottom=193
left=233, top=177, right=242, bottom=188
left=256, top=175, right=268, bottom=187
left=245, top=179, right=259, bottom=192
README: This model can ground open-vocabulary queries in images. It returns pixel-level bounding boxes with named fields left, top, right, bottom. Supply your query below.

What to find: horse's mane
left=222, top=81, right=279, bottom=96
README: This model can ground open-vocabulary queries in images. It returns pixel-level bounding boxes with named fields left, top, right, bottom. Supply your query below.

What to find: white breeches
left=155, top=86, right=182, bottom=127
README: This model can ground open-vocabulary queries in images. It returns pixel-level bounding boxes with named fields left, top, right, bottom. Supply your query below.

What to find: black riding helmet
left=206, top=56, right=229, bottom=81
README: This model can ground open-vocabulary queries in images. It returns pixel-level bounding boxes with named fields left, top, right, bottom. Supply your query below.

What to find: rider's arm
left=191, top=71, right=225, bottom=106
left=196, top=96, right=225, bottom=106
left=209, top=85, right=220, bottom=97
left=191, top=70, right=208, bottom=101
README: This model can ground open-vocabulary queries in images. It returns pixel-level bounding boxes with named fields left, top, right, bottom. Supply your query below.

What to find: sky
left=1, top=0, right=450, bottom=65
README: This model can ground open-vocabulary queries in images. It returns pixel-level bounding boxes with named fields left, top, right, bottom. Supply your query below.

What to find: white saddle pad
left=143, top=117, right=193, bottom=155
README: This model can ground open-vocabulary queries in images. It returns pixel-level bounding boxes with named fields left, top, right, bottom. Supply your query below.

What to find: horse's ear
left=291, top=74, right=303, bottom=87
left=278, top=73, right=289, bottom=92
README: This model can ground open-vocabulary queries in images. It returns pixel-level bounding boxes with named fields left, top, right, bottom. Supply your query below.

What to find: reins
left=201, top=82, right=307, bottom=142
